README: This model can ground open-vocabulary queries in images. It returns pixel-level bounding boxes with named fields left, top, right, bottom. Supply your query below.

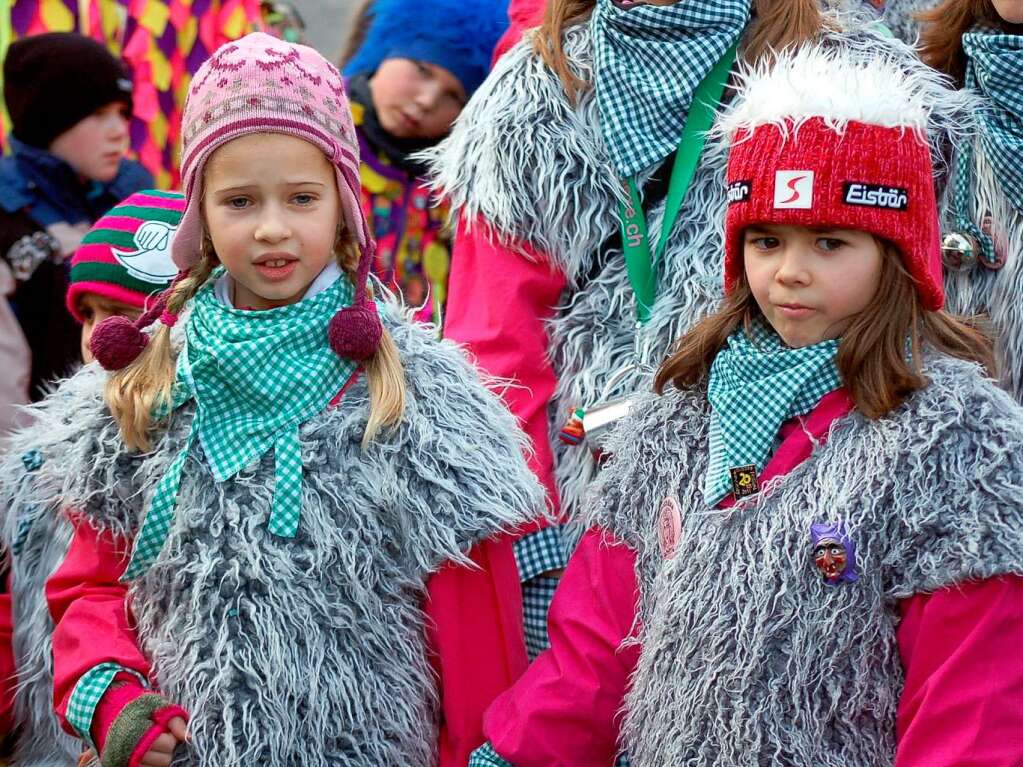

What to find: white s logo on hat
left=774, top=171, right=814, bottom=210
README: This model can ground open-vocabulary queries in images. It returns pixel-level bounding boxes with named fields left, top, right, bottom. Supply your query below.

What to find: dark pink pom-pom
left=328, top=302, right=383, bottom=361
left=90, top=315, right=150, bottom=370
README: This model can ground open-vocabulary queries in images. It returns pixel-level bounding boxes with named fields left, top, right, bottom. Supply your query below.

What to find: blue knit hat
left=343, top=0, right=509, bottom=96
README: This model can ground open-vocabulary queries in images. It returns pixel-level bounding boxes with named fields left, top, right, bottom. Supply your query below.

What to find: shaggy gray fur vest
left=0, top=309, right=543, bottom=767
left=585, top=356, right=1023, bottom=767
left=882, top=0, right=938, bottom=44
left=942, top=139, right=1023, bottom=403
left=425, top=6, right=975, bottom=523
left=1, top=493, right=79, bottom=766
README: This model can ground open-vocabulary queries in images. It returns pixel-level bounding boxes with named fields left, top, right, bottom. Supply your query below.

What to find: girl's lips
left=399, top=111, right=420, bottom=131
left=776, top=304, right=815, bottom=319
left=254, top=259, right=298, bottom=282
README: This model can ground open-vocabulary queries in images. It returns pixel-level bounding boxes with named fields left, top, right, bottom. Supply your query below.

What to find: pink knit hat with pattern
left=91, top=32, right=381, bottom=371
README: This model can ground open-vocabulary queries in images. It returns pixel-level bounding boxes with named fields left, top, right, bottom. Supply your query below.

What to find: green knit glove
left=99, top=693, right=178, bottom=767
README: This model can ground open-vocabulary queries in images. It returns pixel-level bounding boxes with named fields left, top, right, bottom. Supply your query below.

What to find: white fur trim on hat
left=718, top=44, right=939, bottom=138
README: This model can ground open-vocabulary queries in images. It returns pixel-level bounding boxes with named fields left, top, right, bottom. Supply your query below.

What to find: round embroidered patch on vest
left=658, top=495, right=682, bottom=559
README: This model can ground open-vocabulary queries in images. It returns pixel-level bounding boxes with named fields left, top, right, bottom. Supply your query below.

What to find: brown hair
left=919, top=0, right=1023, bottom=83
left=534, top=0, right=825, bottom=103
left=654, top=241, right=994, bottom=419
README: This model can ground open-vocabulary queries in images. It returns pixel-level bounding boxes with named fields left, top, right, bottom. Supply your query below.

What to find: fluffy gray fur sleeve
left=0, top=363, right=129, bottom=546
left=864, top=358, right=1023, bottom=597
left=356, top=314, right=548, bottom=570
left=579, top=385, right=707, bottom=555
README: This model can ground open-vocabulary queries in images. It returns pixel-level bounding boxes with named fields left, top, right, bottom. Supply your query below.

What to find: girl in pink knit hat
left=0, top=32, right=543, bottom=767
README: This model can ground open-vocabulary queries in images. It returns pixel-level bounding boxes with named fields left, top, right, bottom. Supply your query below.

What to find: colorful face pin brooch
left=810, top=522, right=858, bottom=585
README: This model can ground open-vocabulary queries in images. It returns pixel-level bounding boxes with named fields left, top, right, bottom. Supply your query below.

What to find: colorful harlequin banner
left=1, top=0, right=263, bottom=187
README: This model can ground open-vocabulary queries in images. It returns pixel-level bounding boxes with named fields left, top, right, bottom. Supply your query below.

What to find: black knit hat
left=3, top=33, right=134, bottom=149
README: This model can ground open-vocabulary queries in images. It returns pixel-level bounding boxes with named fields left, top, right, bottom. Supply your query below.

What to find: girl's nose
left=774, top=246, right=812, bottom=286
left=108, top=113, right=129, bottom=140
left=416, top=82, right=442, bottom=112
left=254, top=208, right=292, bottom=242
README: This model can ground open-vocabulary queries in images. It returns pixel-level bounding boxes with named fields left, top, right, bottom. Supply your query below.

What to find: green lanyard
left=618, top=42, right=738, bottom=324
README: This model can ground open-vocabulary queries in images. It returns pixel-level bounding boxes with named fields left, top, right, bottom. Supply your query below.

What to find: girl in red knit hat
left=0, top=32, right=544, bottom=767
left=467, top=42, right=1023, bottom=767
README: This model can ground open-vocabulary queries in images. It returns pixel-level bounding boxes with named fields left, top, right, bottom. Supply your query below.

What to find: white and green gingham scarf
left=947, top=30, right=1023, bottom=264
left=704, top=323, right=841, bottom=507
left=964, top=30, right=1023, bottom=212
left=123, top=271, right=357, bottom=580
left=591, top=0, right=749, bottom=177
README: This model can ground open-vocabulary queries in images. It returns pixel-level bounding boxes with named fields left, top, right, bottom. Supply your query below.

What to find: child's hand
left=45, top=221, right=90, bottom=258
left=138, top=716, right=187, bottom=767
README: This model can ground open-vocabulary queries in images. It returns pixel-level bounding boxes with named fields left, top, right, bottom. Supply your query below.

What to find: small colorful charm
left=979, top=217, right=1007, bottom=271
left=729, top=464, right=759, bottom=499
left=810, top=521, right=859, bottom=585
left=21, top=448, right=43, bottom=473
left=558, top=408, right=586, bottom=446
left=657, top=494, right=682, bottom=560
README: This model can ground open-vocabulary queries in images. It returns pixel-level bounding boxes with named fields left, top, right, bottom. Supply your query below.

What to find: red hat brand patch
left=773, top=171, right=814, bottom=209
left=843, top=182, right=909, bottom=211
left=727, top=180, right=751, bottom=205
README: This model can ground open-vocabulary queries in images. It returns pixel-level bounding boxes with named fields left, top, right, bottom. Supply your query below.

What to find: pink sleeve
left=443, top=216, right=568, bottom=510
left=484, top=527, right=641, bottom=767
left=45, top=515, right=152, bottom=734
left=895, top=575, right=1023, bottom=766
left=490, top=0, right=546, bottom=65
left=0, top=562, right=15, bottom=735
left=425, top=535, right=528, bottom=767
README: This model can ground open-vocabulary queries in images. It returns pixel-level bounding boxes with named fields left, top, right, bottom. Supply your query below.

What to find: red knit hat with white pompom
left=721, top=45, right=944, bottom=310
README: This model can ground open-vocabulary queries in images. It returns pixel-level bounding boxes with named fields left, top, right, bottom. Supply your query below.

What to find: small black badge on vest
left=727, top=180, right=752, bottom=204
left=730, top=465, right=759, bottom=499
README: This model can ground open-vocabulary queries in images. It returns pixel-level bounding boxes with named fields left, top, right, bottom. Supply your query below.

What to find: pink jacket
left=491, top=0, right=546, bottom=66
left=481, top=390, right=1023, bottom=765
left=0, top=562, right=15, bottom=735
left=47, top=515, right=532, bottom=766
left=444, top=218, right=567, bottom=511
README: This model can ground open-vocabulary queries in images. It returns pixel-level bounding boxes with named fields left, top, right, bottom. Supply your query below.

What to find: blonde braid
left=335, top=232, right=406, bottom=445
left=105, top=251, right=216, bottom=451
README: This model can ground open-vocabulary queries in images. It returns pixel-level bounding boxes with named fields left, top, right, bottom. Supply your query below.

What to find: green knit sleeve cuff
left=99, top=693, right=172, bottom=767
left=469, top=742, right=517, bottom=767
left=66, top=663, right=148, bottom=750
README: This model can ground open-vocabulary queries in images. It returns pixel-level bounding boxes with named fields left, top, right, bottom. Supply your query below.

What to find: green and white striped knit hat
left=67, top=190, right=184, bottom=322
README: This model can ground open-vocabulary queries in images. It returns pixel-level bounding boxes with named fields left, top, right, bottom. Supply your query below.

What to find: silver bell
left=941, top=232, right=978, bottom=272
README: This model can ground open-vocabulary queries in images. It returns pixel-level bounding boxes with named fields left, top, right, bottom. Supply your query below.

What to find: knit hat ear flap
left=90, top=272, right=187, bottom=371
left=328, top=237, right=383, bottom=361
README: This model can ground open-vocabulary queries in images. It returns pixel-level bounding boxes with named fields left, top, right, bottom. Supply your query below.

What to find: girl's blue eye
left=293, top=193, right=315, bottom=205
left=227, top=197, right=249, bottom=209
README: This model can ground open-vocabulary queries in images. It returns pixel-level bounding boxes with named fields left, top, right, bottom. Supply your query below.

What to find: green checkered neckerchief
left=590, top=0, right=749, bottom=177
left=704, top=322, right=841, bottom=507
left=948, top=29, right=1023, bottom=264
left=123, top=271, right=358, bottom=580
